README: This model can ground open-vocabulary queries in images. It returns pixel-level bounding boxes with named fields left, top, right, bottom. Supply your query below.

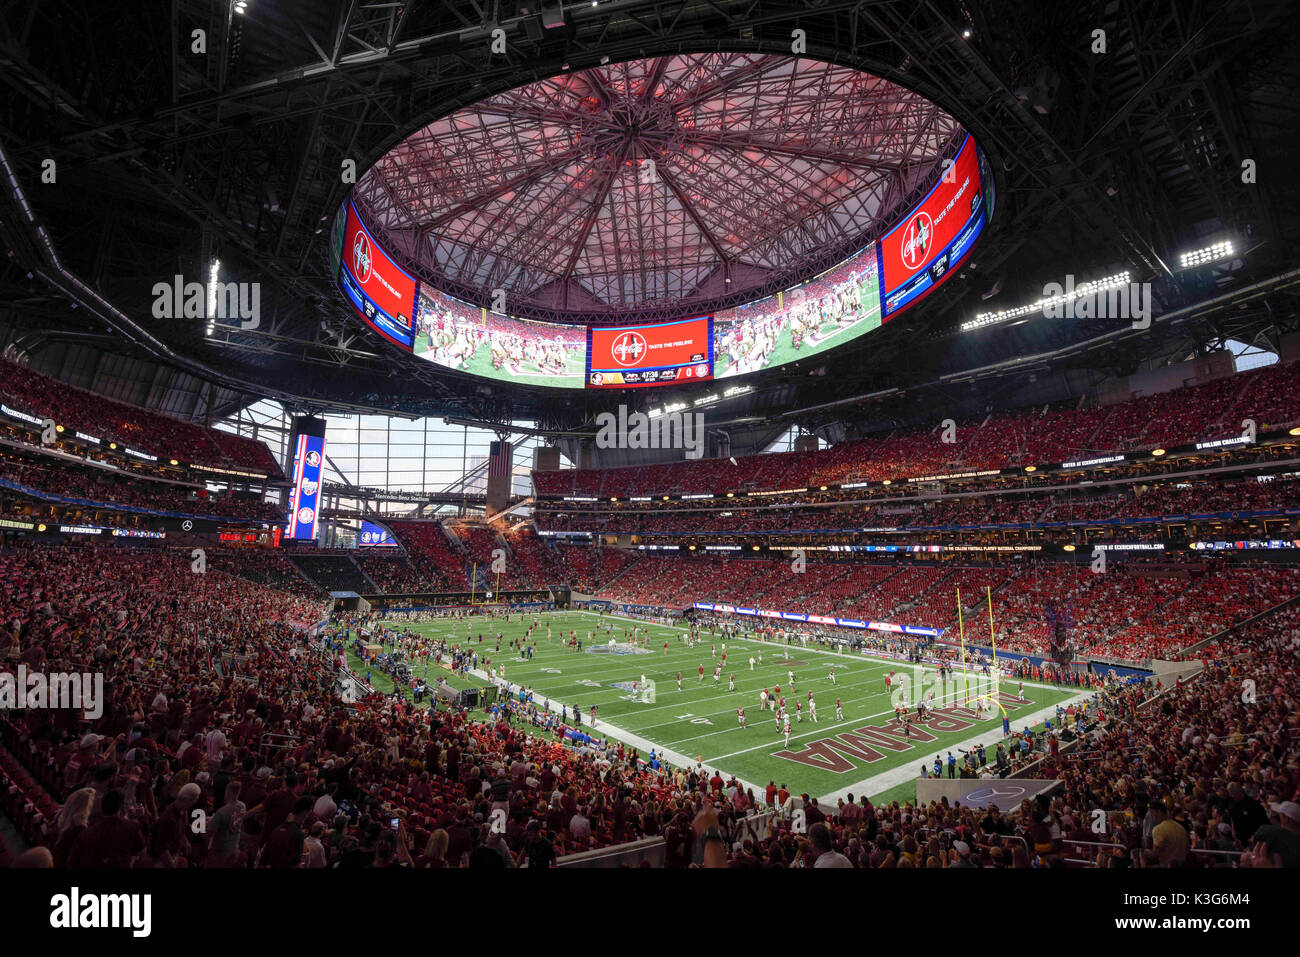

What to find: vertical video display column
left=286, top=416, right=327, bottom=542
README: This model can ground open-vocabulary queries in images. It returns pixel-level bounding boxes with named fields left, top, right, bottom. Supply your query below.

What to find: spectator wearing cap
left=1246, top=801, right=1300, bottom=868
left=949, top=840, right=978, bottom=868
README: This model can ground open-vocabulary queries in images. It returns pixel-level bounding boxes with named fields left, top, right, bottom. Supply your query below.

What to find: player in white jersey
left=713, top=666, right=721, bottom=685
left=809, top=697, right=818, bottom=723
left=737, top=707, right=746, bottom=729
left=760, top=689, right=769, bottom=711
left=728, top=674, right=735, bottom=692
left=783, top=716, right=792, bottom=747
left=835, top=698, right=844, bottom=720
left=787, top=669, right=794, bottom=685
left=828, top=667, right=837, bottom=685
left=749, top=656, right=756, bottom=671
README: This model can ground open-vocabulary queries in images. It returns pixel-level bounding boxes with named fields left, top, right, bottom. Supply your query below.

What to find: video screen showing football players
left=413, top=287, right=586, bottom=389
left=712, top=242, right=881, bottom=378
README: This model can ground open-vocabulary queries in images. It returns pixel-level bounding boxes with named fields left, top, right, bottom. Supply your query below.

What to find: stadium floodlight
left=205, top=259, right=220, bottom=337
left=963, top=269, right=1132, bottom=332
left=234, top=0, right=248, bottom=14
left=1178, top=240, right=1235, bottom=270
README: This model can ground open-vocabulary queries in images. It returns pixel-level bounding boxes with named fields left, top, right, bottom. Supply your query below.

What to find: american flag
left=488, top=440, right=512, bottom=481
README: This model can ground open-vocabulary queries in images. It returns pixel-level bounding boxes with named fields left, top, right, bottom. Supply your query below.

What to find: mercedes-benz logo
left=181, top=520, right=193, bottom=531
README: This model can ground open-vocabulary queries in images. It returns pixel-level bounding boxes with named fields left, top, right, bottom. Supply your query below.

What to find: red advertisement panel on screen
left=879, top=136, right=983, bottom=294
left=340, top=201, right=418, bottom=346
left=589, top=316, right=711, bottom=371
left=586, top=315, right=713, bottom=387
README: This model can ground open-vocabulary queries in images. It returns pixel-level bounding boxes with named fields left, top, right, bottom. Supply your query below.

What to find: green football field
left=374, top=610, right=1083, bottom=804
left=412, top=331, right=586, bottom=388
left=714, top=277, right=881, bottom=378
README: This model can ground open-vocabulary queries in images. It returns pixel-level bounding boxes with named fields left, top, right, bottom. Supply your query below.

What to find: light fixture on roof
left=1178, top=240, right=1235, bottom=270
left=1063, top=544, right=1076, bottom=552
left=205, top=258, right=221, bottom=337
left=962, top=29, right=972, bottom=38
left=234, top=0, right=248, bottom=15
left=1024, top=465, right=1036, bottom=472
left=1289, top=427, right=1300, bottom=437
left=1151, top=448, right=1166, bottom=457
left=965, top=270, right=1132, bottom=331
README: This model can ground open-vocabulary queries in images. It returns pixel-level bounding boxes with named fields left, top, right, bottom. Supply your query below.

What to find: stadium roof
left=0, top=0, right=1296, bottom=442
left=354, top=53, right=962, bottom=323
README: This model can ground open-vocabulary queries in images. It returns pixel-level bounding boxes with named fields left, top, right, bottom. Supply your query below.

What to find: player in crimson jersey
left=835, top=698, right=844, bottom=720
left=699, top=664, right=705, bottom=682
left=795, top=701, right=803, bottom=723
left=677, top=671, right=682, bottom=691
left=737, top=707, right=746, bottom=729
